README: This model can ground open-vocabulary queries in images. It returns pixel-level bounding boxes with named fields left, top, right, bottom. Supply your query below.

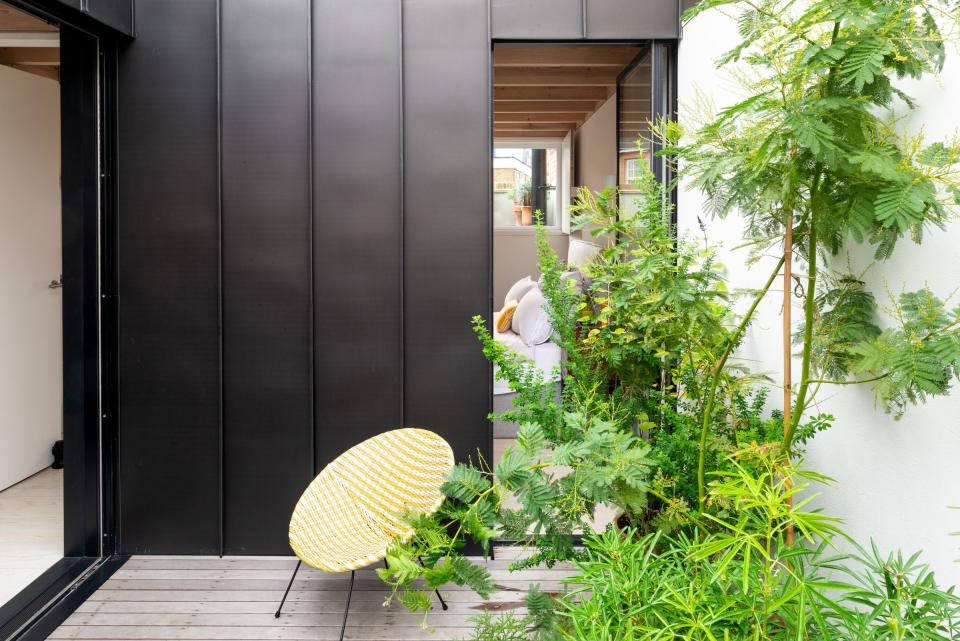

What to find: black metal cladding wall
left=220, top=0, right=314, bottom=555
left=402, top=0, right=492, bottom=460
left=312, top=0, right=403, bottom=476
left=118, top=0, right=222, bottom=554
left=51, top=0, right=133, bottom=35
left=117, top=0, right=680, bottom=554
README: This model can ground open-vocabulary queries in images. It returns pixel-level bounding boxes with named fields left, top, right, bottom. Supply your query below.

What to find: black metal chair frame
left=274, top=558, right=447, bottom=641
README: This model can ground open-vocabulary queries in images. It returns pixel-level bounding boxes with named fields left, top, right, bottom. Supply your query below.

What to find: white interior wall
left=0, top=65, right=62, bottom=492
left=493, top=231, right=569, bottom=305
left=678, top=12, right=960, bottom=585
left=574, top=95, right=616, bottom=194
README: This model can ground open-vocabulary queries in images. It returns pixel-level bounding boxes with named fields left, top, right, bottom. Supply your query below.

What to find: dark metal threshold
left=0, top=555, right=127, bottom=641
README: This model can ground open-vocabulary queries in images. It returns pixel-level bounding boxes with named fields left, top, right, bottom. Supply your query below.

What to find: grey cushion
left=504, top=275, right=536, bottom=308
left=511, top=286, right=553, bottom=346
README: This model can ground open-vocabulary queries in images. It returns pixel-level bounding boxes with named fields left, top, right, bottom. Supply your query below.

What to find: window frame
left=493, top=138, right=564, bottom=232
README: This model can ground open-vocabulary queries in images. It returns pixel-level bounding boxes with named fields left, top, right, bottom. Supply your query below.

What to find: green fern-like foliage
left=852, top=288, right=960, bottom=416
left=667, top=0, right=960, bottom=453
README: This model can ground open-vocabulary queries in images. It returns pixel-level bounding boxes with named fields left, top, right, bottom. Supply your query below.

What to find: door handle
left=48, top=276, right=62, bottom=289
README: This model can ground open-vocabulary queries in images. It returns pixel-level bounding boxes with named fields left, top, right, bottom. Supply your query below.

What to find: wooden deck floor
left=50, top=551, right=571, bottom=640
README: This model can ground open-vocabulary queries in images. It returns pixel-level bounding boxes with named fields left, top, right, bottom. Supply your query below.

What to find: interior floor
left=0, top=468, right=63, bottom=604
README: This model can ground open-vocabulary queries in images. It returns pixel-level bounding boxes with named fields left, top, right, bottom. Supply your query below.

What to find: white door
left=0, top=65, right=62, bottom=492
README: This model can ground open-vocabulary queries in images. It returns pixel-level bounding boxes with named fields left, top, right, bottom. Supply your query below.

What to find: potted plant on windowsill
left=516, top=179, right=532, bottom=226
left=507, top=184, right=523, bottom=226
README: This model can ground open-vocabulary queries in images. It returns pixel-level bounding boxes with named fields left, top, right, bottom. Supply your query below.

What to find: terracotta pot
left=513, top=205, right=523, bottom=226
left=521, top=205, right=533, bottom=226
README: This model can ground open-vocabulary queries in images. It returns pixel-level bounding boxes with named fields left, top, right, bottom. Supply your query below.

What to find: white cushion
left=511, top=287, right=553, bottom=346
left=567, top=238, right=601, bottom=269
left=504, top=276, right=536, bottom=308
left=492, top=329, right=562, bottom=395
left=539, top=269, right=587, bottom=295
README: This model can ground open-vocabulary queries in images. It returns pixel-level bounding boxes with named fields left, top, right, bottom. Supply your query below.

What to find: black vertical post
left=530, top=149, right=546, bottom=221
left=60, top=24, right=102, bottom=559
left=649, top=41, right=678, bottom=228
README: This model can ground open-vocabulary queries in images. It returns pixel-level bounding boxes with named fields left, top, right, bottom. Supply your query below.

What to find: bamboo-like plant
left=663, top=0, right=960, bottom=504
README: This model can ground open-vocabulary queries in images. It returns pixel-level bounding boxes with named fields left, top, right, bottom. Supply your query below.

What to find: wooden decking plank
left=49, top=626, right=342, bottom=639
left=74, top=600, right=525, bottom=615
left=65, top=612, right=481, bottom=628
left=101, top=579, right=567, bottom=591
left=122, top=560, right=300, bottom=571
left=85, top=589, right=526, bottom=603
left=51, top=627, right=473, bottom=641
left=110, top=568, right=571, bottom=581
left=114, top=558, right=573, bottom=579
left=344, top=628, right=474, bottom=640
left=64, top=613, right=347, bottom=627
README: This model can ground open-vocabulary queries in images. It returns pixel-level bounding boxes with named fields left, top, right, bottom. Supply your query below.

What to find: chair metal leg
left=339, top=570, right=355, bottom=641
left=274, top=560, right=301, bottom=618
left=417, top=557, right=448, bottom=611
left=432, top=587, right=448, bottom=611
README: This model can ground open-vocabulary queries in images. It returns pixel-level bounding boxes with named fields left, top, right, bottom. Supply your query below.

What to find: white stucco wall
left=678, top=10, right=960, bottom=585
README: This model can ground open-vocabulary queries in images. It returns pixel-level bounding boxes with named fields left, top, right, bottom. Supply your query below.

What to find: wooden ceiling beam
left=494, top=47, right=641, bottom=67
left=495, top=112, right=586, bottom=124
left=494, top=86, right=609, bottom=101
left=4, top=62, right=58, bottom=81
left=494, top=100, right=599, bottom=113
left=494, top=122, right=577, bottom=132
left=495, top=131, right=572, bottom=139
left=0, top=32, right=59, bottom=47
left=0, top=46, right=59, bottom=65
left=0, top=4, right=57, bottom=32
left=494, top=66, right=619, bottom=86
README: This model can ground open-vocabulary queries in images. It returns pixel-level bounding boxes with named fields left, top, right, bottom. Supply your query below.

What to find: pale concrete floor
left=0, top=467, right=63, bottom=605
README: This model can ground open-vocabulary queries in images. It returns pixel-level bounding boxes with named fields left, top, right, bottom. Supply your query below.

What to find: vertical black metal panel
left=403, top=0, right=492, bottom=463
left=490, top=0, right=583, bottom=40
left=84, top=0, right=133, bottom=35
left=117, top=0, right=220, bottom=554
left=48, top=0, right=134, bottom=35
left=221, top=0, right=313, bottom=555
left=313, top=0, right=402, bottom=468
left=585, top=0, right=679, bottom=39
left=60, top=25, right=101, bottom=558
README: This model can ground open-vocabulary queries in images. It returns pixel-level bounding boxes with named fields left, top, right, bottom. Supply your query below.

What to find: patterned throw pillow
left=496, top=299, right=519, bottom=333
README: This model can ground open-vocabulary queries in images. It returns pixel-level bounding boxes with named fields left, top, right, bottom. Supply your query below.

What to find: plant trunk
left=783, top=213, right=795, bottom=547
left=784, top=174, right=821, bottom=450
left=697, top=256, right=785, bottom=506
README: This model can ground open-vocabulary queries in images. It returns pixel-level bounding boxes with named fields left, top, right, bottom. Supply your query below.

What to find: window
left=493, top=141, right=561, bottom=229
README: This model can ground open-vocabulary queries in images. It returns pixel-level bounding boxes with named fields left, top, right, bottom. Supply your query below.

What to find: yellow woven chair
left=274, top=428, right=455, bottom=637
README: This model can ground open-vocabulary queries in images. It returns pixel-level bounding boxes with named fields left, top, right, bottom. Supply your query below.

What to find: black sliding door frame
left=0, top=2, right=124, bottom=639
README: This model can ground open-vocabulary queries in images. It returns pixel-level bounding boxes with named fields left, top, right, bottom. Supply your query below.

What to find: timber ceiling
left=0, top=1, right=59, bottom=82
left=493, top=45, right=648, bottom=139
